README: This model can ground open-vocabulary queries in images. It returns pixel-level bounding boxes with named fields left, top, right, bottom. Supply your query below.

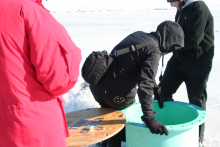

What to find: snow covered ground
left=51, top=9, right=219, bottom=147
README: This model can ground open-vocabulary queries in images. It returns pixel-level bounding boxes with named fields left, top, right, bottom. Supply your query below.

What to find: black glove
left=144, top=114, right=169, bottom=135
left=153, top=86, right=163, bottom=108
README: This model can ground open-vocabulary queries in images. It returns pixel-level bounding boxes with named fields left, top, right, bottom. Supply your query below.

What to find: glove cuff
left=141, top=113, right=155, bottom=122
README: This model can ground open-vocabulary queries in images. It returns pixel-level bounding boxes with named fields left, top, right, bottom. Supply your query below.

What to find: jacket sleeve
left=22, top=4, right=82, bottom=96
left=137, top=50, right=161, bottom=121
left=179, top=9, right=208, bottom=50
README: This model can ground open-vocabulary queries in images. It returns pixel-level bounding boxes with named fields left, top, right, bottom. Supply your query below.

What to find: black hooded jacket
left=97, top=21, right=184, bottom=119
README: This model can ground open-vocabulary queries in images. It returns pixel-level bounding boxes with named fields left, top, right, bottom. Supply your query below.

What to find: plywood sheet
left=66, top=108, right=126, bottom=147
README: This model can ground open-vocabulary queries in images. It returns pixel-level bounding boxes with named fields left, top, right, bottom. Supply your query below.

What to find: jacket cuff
left=141, top=113, right=155, bottom=122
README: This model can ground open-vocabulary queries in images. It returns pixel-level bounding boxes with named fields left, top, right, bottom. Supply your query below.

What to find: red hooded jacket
left=0, top=0, right=81, bottom=146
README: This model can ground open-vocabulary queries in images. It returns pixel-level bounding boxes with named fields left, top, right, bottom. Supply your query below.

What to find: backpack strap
left=113, top=42, right=159, bottom=57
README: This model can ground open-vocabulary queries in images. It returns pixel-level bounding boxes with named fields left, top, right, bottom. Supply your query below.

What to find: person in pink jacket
left=0, top=0, right=82, bottom=146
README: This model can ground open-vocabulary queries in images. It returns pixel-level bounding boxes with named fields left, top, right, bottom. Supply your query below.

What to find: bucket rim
left=121, top=101, right=207, bottom=131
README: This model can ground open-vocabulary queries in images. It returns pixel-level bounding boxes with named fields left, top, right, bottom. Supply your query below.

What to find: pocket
left=58, top=37, right=81, bottom=76
left=205, top=61, right=212, bottom=74
left=58, top=36, right=79, bottom=54
left=85, top=54, right=96, bottom=74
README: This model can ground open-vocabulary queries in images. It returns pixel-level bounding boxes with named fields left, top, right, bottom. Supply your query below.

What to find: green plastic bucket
left=121, top=101, right=206, bottom=147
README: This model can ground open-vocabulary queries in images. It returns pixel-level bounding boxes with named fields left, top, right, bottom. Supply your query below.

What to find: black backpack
left=81, top=42, right=158, bottom=85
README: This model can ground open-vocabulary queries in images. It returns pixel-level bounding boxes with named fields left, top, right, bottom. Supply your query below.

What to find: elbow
left=49, top=79, right=78, bottom=96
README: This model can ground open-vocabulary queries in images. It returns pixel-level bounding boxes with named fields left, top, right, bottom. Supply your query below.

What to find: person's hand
left=145, top=118, right=169, bottom=135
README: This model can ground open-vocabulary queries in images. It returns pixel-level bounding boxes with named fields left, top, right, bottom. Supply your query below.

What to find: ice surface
left=51, top=9, right=219, bottom=147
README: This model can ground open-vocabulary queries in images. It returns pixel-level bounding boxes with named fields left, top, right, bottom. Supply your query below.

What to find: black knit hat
left=167, top=0, right=179, bottom=2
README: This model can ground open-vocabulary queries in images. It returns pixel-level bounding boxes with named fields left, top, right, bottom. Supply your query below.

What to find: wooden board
left=66, top=108, right=126, bottom=147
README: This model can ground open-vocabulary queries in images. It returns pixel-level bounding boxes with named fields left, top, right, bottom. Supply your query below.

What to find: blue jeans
left=89, top=85, right=134, bottom=147
left=159, top=55, right=212, bottom=143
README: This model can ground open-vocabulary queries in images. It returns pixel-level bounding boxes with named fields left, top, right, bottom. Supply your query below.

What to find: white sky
left=42, top=0, right=220, bottom=11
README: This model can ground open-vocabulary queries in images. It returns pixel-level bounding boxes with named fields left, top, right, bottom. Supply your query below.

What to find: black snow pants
left=159, top=55, right=212, bottom=143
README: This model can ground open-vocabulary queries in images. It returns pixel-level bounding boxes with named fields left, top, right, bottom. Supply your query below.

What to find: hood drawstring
left=159, top=55, right=164, bottom=81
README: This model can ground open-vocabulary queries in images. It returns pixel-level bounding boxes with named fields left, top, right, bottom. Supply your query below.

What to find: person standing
left=89, top=21, right=185, bottom=147
left=157, top=0, right=214, bottom=144
left=0, top=0, right=81, bottom=146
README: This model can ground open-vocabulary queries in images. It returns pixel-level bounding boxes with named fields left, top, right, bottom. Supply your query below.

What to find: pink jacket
left=0, top=0, right=81, bottom=146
